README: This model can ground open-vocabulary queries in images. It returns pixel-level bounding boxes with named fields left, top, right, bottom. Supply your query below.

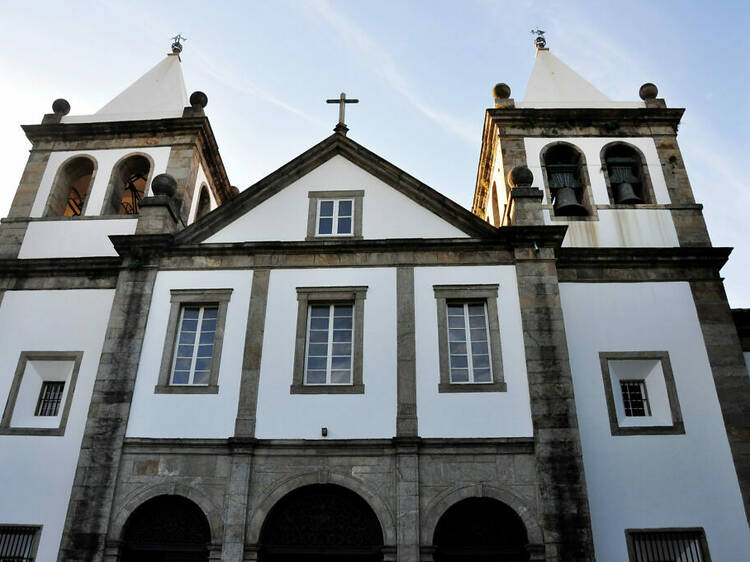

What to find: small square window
left=291, top=286, right=367, bottom=394
left=600, top=352, right=684, bottom=436
left=0, top=525, right=41, bottom=561
left=626, top=528, right=710, bottom=562
left=0, top=352, right=82, bottom=436
left=306, top=191, right=363, bottom=240
left=433, top=285, right=506, bottom=393
left=155, top=289, right=232, bottom=394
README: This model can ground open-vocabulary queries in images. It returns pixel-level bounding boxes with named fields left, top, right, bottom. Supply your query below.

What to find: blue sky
left=0, top=1, right=748, bottom=304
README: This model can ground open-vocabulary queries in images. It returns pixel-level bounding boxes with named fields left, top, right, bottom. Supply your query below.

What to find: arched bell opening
left=103, top=154, right=152, bottom=215
left=541, top=143, right=590, bottom=217
left=195, top=185, right=212, bottom=221
left=120, top=494, right=211, bottom=562
left=45, top=155, right=96, bottom=217
left=602, top=142, right=653, bottom=205
left=258, top=483, right=384, bottom=562
left=432, top=497, right=530, bottom=562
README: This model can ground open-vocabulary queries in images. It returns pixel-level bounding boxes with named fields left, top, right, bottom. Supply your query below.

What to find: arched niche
left=600, top=141, right=656, bottom=205
left=539, top=142, right=595, bottom=218
left=432, top=497, right=531, bottom=562
left=102, top=153, right=152, bottom=215
left=195, top=185, right=212, bottom=221
left=258, top=483, right=385, bottom=562
left=45, top=155, right=96, bottom=217
left=120, top=494, right=211, bottom=562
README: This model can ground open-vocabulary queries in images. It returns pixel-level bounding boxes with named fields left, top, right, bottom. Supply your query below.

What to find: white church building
left=0, top=36, right=749, bottom=562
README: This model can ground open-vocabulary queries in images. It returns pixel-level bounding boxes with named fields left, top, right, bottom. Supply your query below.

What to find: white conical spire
left=517, top=49, right=643, bottom=109
left=62, top=54, right=189, bottom=123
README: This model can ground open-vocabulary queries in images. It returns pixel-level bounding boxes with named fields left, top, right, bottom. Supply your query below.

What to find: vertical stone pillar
left=395, top=438, right=420, bottom=562
left=221, top=269, right=270, bottom=561
left=691, top=279, right=750, bottom=523
left=505, top=166, right=543, bottom=226
left=165, top=143, right=201, bottom=224
left=396, top=267, right=418, bottom=436
left=58, top=250, right=161, bottom=561
left=514, top=246, right=595, bottom=561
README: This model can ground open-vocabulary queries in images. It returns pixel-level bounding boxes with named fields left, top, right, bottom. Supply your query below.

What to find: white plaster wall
left=0, top=289, right=114, bottom=562
left=255, top=268, right=397, bottom=439
left=30, top=146, right=171, bottom=217
left=560, top=282, right=750, bottom=561
left=524, top=137, right=679, bottom=247
left=205, top=155, right=468, bottom=243
left=126, top=270, right=252, bottom=438
left=18, top=218, right=137, bottom=258
left=415, top=266, right=533, bottom=438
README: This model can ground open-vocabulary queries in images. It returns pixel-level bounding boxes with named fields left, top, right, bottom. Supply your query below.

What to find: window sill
left=438, top=381, right=507, bottom=393
left=304, top=234, right=363, bottom=241
left=0, top=426, right=66, bottom=436
left=290, top=383, right=365, bottom=395
left=610, top=421, right=685, bottom=436
left=154, top=384, right=219, bottom=394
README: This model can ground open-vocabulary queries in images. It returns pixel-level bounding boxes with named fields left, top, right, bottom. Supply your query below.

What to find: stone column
left=165, top=143, right=201, bottom=224
left=395, top=438, right=420, bottom=562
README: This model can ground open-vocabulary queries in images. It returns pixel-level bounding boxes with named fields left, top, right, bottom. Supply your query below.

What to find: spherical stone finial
left=229, top=186, right=240, bottom=198
left=507, top=166, right=533, bottom=188
left=151, top=173, right=178, bottom=198
left=493, top=83, right=511, bottom=100
left=639, top=82, right=658, bottom=100
left=52, top=98, right=71, bottom=116
left=190, top=91, right=208, bottom=109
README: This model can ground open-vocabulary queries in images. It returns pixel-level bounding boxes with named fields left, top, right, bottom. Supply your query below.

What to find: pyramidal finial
left=530, top=29, right=546, bottom=50
left=170, top=34, right=187, bottom=55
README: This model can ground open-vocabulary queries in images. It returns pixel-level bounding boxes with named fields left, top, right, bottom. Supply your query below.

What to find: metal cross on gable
left=326, top=92, right=359, bottom=135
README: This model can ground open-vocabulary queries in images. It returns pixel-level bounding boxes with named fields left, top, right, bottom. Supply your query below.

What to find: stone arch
left=101, top=151, right=155, bottom=215
left=599, top=140, right=656, bottom=204
left=110, top=481, right=222, bottom=545
left=194, top=183, right=212, bottom=221
left=246, top=470, right=396, bottom=546
left=44, top=153, right=98, bottom=217
left=539, top=140, right=596, bottom=218
left=422, top=484, right=543, bottom=546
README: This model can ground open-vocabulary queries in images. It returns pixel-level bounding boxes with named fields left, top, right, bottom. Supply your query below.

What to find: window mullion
left=326, top=305, right=335, bottom=384
left=189, top=307, right=204, bottom=384
left=464, top=304, right=475, bottom=382
left=332, top=200, right=340, bottom=234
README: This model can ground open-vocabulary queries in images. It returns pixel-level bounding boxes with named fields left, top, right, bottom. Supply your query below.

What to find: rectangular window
left=171, top=305, right=218, bottom=385
left=35, top=381, right=65, bottom=416
left=292, top=286, right=367, bottom=394
left=0, top=525, right=40, bottom=562
left=620, top=379, right=650, bottom=417
left=626, top=529, right=710, bottom=562
left=433, top=285, right=506, bottom=393
left=156, top=289, right=232, bottom=394
left=305, top=303, right=354, bottom=385
left=317, top=199, right=353, bottom=236
left=446, top=302, right=492, bottom=383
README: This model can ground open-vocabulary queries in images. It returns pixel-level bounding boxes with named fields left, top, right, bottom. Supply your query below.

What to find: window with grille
left=620, top=379, right=651, bottom=417
left=446, top=302, right=492, bottom=383
left=627, top=529, right=709, bottom=562
left=34, top=381, right=65, bottom=416
left=317, top=199, right=353, bottom=236
left=305, top=303, right=354, bottom=385
left=0, top=526, right=39, bottom=562
left=171, top=305, right=218, bottom=385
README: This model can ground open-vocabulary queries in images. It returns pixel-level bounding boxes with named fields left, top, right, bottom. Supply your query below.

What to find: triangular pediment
left=177, top=134, right=497, bottom=245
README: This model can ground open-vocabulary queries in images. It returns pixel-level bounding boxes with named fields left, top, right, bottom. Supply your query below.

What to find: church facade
left=0, top=40, right=749, bottom=562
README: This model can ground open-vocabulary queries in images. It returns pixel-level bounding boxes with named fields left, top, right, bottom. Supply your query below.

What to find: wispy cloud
left=307, top=0, right=476, bottom=144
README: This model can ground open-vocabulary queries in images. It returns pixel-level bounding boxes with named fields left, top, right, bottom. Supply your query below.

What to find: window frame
left=433, top=284, right=506, bottom=393
left=291, top=286, right=367, bottom=394
left=306, top=190, right=364, bottom=240
left=0, top=524, right=42, bottom=561
left=625, top=527, right=711, bottom=562
left=155, top=288, right=233, bottom=394
left=600, top=351, right=684, bottom=436
left=0, top=351, right=82, bottom=436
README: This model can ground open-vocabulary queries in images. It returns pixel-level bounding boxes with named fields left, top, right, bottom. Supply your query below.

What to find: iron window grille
left=305, top=303, right=354, bottom=385
left=620, top=379, right=651, bottom=417
left=0, top=526, right=38, bottom=562
left=171, top=305, right=219, bottom=385
left=446, top=302, right=492, bottom=384
left=627, top=529, right=710, bottom=562
left=34, top=381, right=65, bottom=417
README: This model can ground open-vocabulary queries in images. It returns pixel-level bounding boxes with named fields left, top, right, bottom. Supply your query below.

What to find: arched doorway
left=121, top=495, right=211, bottom=562
left=259, top=484, right=384, bottom=562
left=433, top=497, right=529, bottom=562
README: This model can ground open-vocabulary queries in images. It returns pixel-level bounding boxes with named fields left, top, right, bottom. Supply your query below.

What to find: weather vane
left=171, top=34, right=187, bottom=54
left=530, top=29, right=546, bottom=49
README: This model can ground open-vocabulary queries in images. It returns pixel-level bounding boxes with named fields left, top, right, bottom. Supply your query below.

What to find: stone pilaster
left=221, top=440, right=255, bottom=562
left=396, top=267, right=418, bottom=436
left=58, top=255, right=160, bottom=561
left=165, top=144, right=201, bottom=223
left=394, top=438, right=420, bottom=562
left=135, top=195, right=183, bottom=235
left=8, top=149, right=51, bottom=218
left=514, top=246, right=595, bottom=561
left=0, top=218, right=29, bottom=258
left=691, top=279, right=750, bottom=524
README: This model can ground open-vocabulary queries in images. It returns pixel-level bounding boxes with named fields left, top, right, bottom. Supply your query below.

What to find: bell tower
left=0, top=38, right=234, bottom=259
left=472, top=35, right=710, bottom=249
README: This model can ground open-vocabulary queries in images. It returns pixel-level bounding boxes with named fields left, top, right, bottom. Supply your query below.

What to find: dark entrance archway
left=433, top=497, right=529, bottom=562
left=259, top=483, right=384, bottom=562
left=121, top=495, right=211, bottom=562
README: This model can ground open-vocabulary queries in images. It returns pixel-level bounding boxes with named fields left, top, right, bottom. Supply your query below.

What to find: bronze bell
left=613, top=182, right=643, bottom=204
left=554, top=187, right=588, bottom=216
